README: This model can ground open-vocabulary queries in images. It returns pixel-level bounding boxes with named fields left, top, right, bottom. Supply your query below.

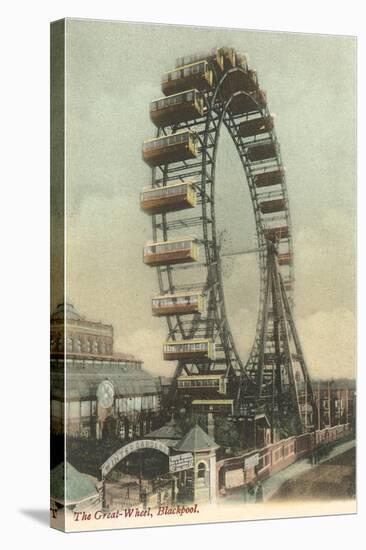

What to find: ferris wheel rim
left=148, top=54, right=294, bottom=396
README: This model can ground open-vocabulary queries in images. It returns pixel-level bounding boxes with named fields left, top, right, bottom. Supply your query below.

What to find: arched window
left=86, top=340, right=92, bottom=353
left=76, top=339, right=82, bottom=353
left=67, top=338, right=73, bottom=352
left=197, top=462, right=206, bottom=485
left=94, top=340, right=99, bottom=354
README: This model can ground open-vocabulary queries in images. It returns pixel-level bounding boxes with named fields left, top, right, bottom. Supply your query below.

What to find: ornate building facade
left=51, top=303, right=161, bottom=441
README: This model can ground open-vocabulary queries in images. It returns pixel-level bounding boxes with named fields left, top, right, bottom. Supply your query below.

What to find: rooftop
left=51, top=302, right=83, bottom=322
left=145, top=417, right=183, bottom=441
left=51, top=462, right=98, bottom=505
left=51, top=362, right=159, bottom=400
left=174, top=424, right=219, bottom=453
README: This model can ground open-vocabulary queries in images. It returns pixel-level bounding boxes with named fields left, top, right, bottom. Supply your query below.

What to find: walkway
left=224, top=438, right=355, bottom=504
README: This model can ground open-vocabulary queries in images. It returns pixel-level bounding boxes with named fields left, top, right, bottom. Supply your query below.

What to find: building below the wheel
left=51, top=303, right=161, bottom=441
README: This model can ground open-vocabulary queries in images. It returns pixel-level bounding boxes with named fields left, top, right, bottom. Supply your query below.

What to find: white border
left=1, top=1, right=364, bottom=549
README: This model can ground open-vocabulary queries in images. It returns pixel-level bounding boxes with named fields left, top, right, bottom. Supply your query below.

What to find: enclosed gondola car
left=228, top=88, right=267, bottom=116
left=221, top=67, right=259, bottom=102
left=220, top=46, right=237, bottom=70
left=191, top=399, right=234, bottom=415
left=177, top=374, right=227, bottom=396
left=238, top=116, right=273, bottom=138
left=176, top=47, right=225, bottom=74
left=143, top=237, right=199, bottom=267
left=152, top=291, right=204, bottom=316
left=254, top=168, right=284, bottom=188
left=150, top=89, right=205, bottom=127
left=161, top=60, right=213, bottom=96
left=259, top=198, right=286, bottom=214
left=163, top=339, right=215, bottom=361
left=142, top=130, right=198, bottom=167
left=140, top=181, right=197, bottom=214
left=247, top=140, right=279, bottom=162
left=278, top=252, right=292, bottom=266
left=263, top=225, right=289, bottom=241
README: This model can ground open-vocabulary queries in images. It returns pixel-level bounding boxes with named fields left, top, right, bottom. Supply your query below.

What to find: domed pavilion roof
left=51, top=302, right=84, bottom=321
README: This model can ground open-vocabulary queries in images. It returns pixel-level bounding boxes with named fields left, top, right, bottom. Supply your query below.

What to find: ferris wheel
left=140, top=47, right=315, bottom=435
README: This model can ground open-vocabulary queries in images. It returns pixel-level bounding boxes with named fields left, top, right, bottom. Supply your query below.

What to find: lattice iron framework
left=141, top=48, right=316, bottom=436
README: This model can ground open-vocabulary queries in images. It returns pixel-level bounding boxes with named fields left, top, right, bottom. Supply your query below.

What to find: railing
left=216, top=423, right=352, bottom=494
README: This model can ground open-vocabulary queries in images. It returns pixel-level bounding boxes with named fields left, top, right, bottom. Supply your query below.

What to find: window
left=81, top=401, right=90, bottom=417
left=197, top=462, right=206, bottom=485
left=69, top=401, right=80, bottom=419
left=127, top=397, right=135, bottom=413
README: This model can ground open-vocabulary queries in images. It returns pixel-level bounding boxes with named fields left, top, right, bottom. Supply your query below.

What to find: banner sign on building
left=102, top=440, right=170, bottom=477
left=169, top=453, right=194, bottom=473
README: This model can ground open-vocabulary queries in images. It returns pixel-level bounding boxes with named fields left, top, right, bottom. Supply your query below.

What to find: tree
left=214, top=417, right=241, bottom=452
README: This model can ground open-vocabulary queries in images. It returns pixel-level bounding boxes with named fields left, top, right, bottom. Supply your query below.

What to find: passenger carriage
left=176, top=47, right=225, bottom=74
left=142, top=130, right=198, bottom=167
left=150, top=89, right=205, bottom=127
left=247, top=140, right=279, bottom=162
left=220, top=46, right=237, bottom=70
left=238, top=116, right=273, bottom=138
left=177, top=374, right=227, bottom=396
left=263, top=225, right=289, bottom=241
left=221, top=68, right=259, bottom=102
left=163, top=339, right=215, bottom=361
left=140, top=180, right=197, bottom=214
left=143, top=237, right=199, bottom=267
left=161, top=60, right=213, bottom=96
left=151, top=291, right=205, bottom=316
left=191, top=399, right=234, bottom=415
left=254, top=168, right=284, bottom=188
left=228, top=88, right=267, bottom=115
left=278, top=252, right=292, bottom=266
left=259, top=198, right=286, bottom=214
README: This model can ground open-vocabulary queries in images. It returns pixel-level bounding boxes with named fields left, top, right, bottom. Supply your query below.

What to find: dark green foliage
left=174, top=411, right=207, bottom=434
left=214, top=417, right=241, bottom=451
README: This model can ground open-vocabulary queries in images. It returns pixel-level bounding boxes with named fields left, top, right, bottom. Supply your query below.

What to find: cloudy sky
left=57, top=19, right=356, bottom=380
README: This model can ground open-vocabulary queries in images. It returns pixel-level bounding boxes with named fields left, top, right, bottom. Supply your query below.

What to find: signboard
left=101, top=439, right=170, bottom=477
left=169, top=452, right=194, bottom=473
left=244, top=453, right=259, bottom=470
